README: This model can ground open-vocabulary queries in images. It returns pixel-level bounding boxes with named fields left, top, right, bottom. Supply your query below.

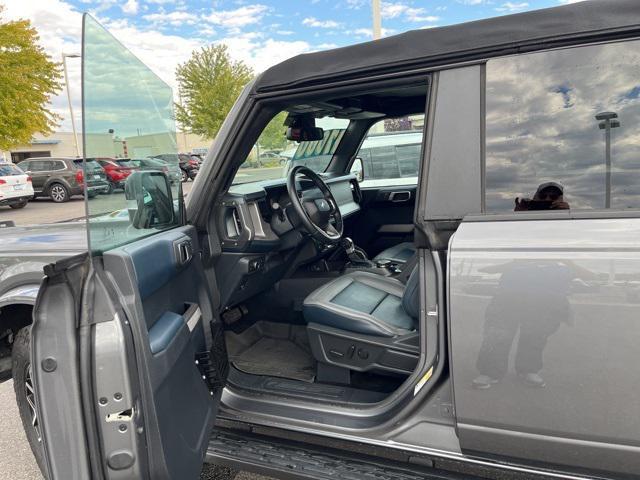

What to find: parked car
left=153, top=153, right=199, bottom=181
left=16, top=157, right=108, bottom=202
left=0, top=162, right=33, bottom=209
left=93, top=157, right=135, bottom=193
left=6, top=3, right=640, bottom=480
left=120, top=157, right=182, bottom=184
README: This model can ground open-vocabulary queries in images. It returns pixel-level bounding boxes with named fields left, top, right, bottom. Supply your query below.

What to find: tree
left=258, top=112, right=288, bottom=151
left=0, top=7, right=62, bottom=151
left=175, top=44, right=253, bottom=139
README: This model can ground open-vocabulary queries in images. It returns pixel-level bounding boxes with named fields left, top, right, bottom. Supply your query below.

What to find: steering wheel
left=286, top=165, right=344, bottom=244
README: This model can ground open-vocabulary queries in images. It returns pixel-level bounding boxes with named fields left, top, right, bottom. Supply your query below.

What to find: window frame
left=477, top=37, right=640, bottom=222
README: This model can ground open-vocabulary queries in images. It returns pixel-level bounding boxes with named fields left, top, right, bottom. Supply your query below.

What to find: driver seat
left=303, top=267, right=420, bottom=380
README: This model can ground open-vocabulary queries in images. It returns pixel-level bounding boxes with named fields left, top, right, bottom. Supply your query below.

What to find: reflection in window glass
left=486, top=40, right=640, bottom=213
left=83, top=15, right=181, bottom=254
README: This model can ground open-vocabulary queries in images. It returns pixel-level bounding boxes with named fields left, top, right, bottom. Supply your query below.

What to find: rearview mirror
left=350, top=157, right=364, bottom=182
left=286, top=125, right=324, bottom=142
left=125, top=170, right=175, bottom=229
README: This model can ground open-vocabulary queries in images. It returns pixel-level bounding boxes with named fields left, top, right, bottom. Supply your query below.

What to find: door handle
left=388, top=191, right=411, bottom=202
left=174, top=239, right=193, bottom=266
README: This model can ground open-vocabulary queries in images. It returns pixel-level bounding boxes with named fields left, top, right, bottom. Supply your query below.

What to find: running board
left=206, top=429, right=466, bottom=480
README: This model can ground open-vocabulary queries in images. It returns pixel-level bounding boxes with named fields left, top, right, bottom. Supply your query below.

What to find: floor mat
left=231, top=337, right=316, bottom=383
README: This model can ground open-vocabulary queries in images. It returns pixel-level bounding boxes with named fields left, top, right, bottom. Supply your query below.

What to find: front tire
left=12, top=327, right=46, bottom=474
left=48, top=183, right=69, bottom=203
left=9, top=201, right=28, bottom=209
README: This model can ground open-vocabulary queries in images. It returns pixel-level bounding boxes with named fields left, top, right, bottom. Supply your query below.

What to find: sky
left=1, top=0, right=587, bottom=131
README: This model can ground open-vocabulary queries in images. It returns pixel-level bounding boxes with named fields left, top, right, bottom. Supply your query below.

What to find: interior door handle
left=175, top=239, right=193, bottom=265
left=388, top=191, right=411, bottom=202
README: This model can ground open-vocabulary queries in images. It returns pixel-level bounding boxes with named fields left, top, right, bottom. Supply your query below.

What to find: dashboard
left=213, top=174, right=362, bottom=308
left=218, top=174, right=361, bottom=253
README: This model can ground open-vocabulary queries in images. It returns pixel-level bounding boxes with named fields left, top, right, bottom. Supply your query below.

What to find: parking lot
left=0, top=178, right=270, bottom=479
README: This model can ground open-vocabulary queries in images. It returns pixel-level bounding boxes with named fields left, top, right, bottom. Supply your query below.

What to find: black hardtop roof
left=255, top=0, right=640, bottom=93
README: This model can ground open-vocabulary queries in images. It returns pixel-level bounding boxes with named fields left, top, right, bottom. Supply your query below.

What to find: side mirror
left=125, top=170, right=175, bottom=229
left=350, top=157, right=364, bottom=182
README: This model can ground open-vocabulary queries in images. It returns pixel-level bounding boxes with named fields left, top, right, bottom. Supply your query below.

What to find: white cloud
left=381, top=2, right=439, bottom=23
left=316, top=42, right=338, bottom=50
left=302, top=17, right=340, bottom=28
left=350, top=27, right=396, bottom=39
left=276, top=30, right=294, bottom=35
left=495, top=2, right=529, bottom=12
left=558, top=0, right=587, bottom=3
left=204, top=4, right=268, bottom=29
left=121, top=0, right=138, bottom=15
left=143, top=11, right=199, bottom=26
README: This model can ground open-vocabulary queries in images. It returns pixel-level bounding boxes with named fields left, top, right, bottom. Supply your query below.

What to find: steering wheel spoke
left=286, top=166, right=344, bottom=244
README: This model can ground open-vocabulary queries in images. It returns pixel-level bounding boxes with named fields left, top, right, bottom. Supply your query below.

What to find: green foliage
left=175, top=44, right=253, bottom=139
left=0, top=7, right=62, bottom=150
left=258, top=112, right=288, bottom=151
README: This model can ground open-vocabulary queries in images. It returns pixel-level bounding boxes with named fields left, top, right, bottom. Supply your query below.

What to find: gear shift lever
left=340, top=237, right=371, bottom=266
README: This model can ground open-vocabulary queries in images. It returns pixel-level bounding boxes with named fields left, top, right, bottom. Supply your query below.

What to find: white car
left=0, top=162, right=34, bottom=209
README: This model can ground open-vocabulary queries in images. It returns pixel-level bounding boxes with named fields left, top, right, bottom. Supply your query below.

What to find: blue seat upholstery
left=303, top=268, right=419, bottom=337
left=373, top=242, right=416, bottom=265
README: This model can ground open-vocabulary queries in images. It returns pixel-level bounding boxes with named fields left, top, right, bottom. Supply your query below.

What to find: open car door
left=30, top=15, right=227, bottom=480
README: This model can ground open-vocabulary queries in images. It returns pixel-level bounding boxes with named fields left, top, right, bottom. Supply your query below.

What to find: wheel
left=87, top=191, right=98, bottom=199
left=9, top=201, right=27, bottom=209
left=48, top=183, right=69, bottom=203
left=181, top=169, right=188, bottom=183
left=12, top=327, right=46, bottom=474
left=188, top=170, right=198, bottom=180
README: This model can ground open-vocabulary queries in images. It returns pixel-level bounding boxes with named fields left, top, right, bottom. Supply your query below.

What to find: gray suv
left=11, top=2, right=640, bottom=480
left=17, top=157, right=109, bottom=202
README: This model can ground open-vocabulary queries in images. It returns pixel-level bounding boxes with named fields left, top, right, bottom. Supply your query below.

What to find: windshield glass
left=231, top=114, right=349, bottom=185
left=0, top=164, right=24, bottom=176
left=74, top=159, right=102, bottom=171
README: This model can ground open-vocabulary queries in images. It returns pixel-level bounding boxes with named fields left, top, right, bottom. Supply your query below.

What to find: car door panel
left=347, top=185, right=417, bottom=257
left=448, top=218, right=640, bottom=476
left=33, top=226, right=223, bottom=480
left=101, top=226, right=219, bottom=480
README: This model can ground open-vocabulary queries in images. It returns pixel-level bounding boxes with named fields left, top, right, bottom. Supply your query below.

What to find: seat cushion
left=374, top=242, right=416, bottom=264
left=303, top=271, right=416, bottom=337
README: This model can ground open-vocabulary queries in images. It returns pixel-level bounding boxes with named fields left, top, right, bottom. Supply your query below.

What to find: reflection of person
left=472, top=260, right=575, bottom=389
left=515, top=182, right=570, bottom=211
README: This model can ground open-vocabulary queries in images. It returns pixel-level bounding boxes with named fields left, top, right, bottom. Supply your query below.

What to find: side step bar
left=206, top=429, right=467, bottom=480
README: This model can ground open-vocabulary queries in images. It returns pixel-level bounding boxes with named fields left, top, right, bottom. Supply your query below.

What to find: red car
left=92, top=158, right=136, bottom=192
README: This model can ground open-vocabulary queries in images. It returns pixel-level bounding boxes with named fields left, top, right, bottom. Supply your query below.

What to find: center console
left=340, top=237, right=401, bottom=277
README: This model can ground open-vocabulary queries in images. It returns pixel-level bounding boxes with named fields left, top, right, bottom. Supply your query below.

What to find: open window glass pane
left=82, top=14, right=182, bottom=254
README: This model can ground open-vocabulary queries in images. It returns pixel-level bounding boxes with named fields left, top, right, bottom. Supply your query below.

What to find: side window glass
left=486, top=39, right=640, bottom=213
left=30, top=161, right=46, bottom=172
left=353, top=114, right=424, bottom=186
left=82, top=15, right=182, bottom=254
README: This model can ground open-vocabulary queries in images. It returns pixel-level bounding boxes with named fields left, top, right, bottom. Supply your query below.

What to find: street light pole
left=62, top=53, right=81, bottom=158
left=372, top=0, right=382, bottom=40
left=596, top=111, right=620, bottom=209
